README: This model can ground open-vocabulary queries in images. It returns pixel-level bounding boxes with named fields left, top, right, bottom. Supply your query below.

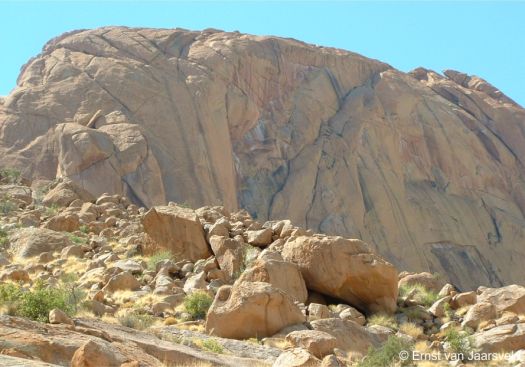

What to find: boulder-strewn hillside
left=1, top=27, right=525, bottom=289
left=1, top=177, right=525, bottom=367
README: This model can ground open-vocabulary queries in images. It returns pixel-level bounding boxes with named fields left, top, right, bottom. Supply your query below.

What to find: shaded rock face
left=1, top=27, right=525, bottom=289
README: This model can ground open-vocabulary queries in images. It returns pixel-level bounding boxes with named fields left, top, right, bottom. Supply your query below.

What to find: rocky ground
left=1, top=171, right=525, bottom=366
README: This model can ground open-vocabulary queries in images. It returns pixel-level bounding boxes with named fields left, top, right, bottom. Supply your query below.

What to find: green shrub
left=117, top=310, right=155, bottom=330
left=0, top=168, right=21, bottom=184
left=0, top=228, right=8, bottom=249
left=444, top=328, right=473, bottom=356
left=200, top=339, right=224, bottom=354
left=67, top=233, right=86, bottom=244
left=147, top=250, right=173, bottom=271
left=183, top=291, right=213, bottom=320
left=45, top=204, right=59, bottom=217
left=79, top=225, right=89, bottom=234
left=0, top=196, right=16, bottom=216
left=0, top=279, right=82, bottom=322
left=399, top=283, right=440, bottom=307
left=358, top=335, right=413, bottom=367
left=367, top=313, right=398, bottom=330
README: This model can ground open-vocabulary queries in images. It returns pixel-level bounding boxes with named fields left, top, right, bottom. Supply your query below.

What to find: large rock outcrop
left=282, top=235, right=398, bottom=314
left=1, top=27, right=525, bottom=289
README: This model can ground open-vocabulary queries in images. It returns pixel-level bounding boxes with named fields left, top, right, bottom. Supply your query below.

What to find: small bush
left=147, top=250, right=173, bottom=271
left=0, top=228, right=8, bottom=248
left=399, top=283, right=440, bottom=307
left=45, top=204, right=59, bottom=217
left=200, top=339, right=224, bottom=354
left=399, top=322, right=424, bottom=338
left=79, top=225, right=89, bottom=234
left=67, top=233, right=86, bottom=244
left=184, top=291, right=213, bottom=320
left=0, top=168, right=21, bottom=184
left=117, top=310, right=155, bottom=330
left=0, top=279, right=82, bottom=322
left=358, top=335, right=413, bottom=367
left=367, top=313, right=398, bottom=330
left=0, top=196, right=16, bottom=216
left=444, top=328, right=473, bottom=356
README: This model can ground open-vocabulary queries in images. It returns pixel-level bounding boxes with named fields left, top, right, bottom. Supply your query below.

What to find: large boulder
left=285, top=330, right=337, bottom=359
left=398, top=272, right=446, bottom=293
left=239, top=258, right=308, bottom=303
left=474, top=323, right=525, bottom=353
left=70, top=340, right=129, bottom=367
left=310, top=318, right=387, bottom=360
left=142, top=205, right=211, bottom=262
left=8, top=227, right=72, bottom=258
left=282, top=235, right=398, bottom=314
left=42, top=179, right=95, bottom=207
left=208, top=235, right=244, bottom=279
left=206, top=281, right=306, bottom=339
left=477, top=285, right=525, bottom=314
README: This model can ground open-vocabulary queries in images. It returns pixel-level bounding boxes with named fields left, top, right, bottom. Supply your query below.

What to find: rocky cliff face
left=1, top=27, right=525, bottom=290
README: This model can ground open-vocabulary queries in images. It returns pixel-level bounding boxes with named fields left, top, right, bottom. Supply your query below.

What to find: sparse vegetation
left=399, top=322, right=424, bottom=338
left=399, top=283, right=440, bottom=307
left=147, top=250, right=173, bottom=270
left=443, top=328, right=474, bottom=356
left=117, top=310, right=156, bottom=330
left=67, top=233, right=86, bottom=244
left=367, top=313, right=398, bottom=330
left=79, top=225, right=89, bottom=234
left=0, top=228, right=8, bottom=249
left=358, top=335, right=414, bottom=367
left=0, top=196, right=16, bottom=216
left=200, top=339, right=224, bottom=354
left=44, top=203, right=59, bottom=217
left=0, top=280, right=76, bottom=322
left=0, top=168, right=22, bottom=184
left=183, top=291, right=213, bottom=320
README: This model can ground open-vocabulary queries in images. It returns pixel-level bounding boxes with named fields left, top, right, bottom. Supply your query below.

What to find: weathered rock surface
left=206, top=281, right=306, bottom=339
left=282, top=235, right=398, bottom=314
left=239, top=257, right=308, bottom=303
left=1, top=27, right=525, bottom=289
left=310, top=318, right=387, bottom=360
left=8, top=227, right=72, bottom=258
left=474, top=323, right=525, bottom=353
left=142, top=205, right=211, bottom=262
left=477, top=285, right=525, bottom=314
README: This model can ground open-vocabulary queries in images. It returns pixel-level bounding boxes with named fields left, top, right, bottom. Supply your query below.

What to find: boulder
left=8, top=228, right=72, bottom=258
left=477, top=285, right=525, bottom=314
left=44, top=214, right=80, bottom=232
left=286, top=330, right=337, bottom=358
left=474, top=323, right=525, bottom=353
left=102, top=272, right=141, bottom=293
left=310, top=318, right=386, bottom=359
left=43, top=180, right=94, bottom=207
left=71, top=340, right=128, bottom=367
left=209, top=235, right=244, bottom=279
left=0, top=268, right=30, bottom=282
left=451, top=291, right=477, bottom=309
left=282, top=235, right=398, bottom=314
left=398, top=272, right=446, bottom=293
left=49, top=309, right=74, bottom=326
left=245, top=228, right=273, bottom=247
left=307, top=303, right=332, bottom=322
left=273, top=348, right=321, bottom=367
left=142, top=206, right=211, bottom=262
left=206, top=281, right=306, bottom=339
left=461, top=302, right=497, bottom=330
left=239, top=258, right=308, bottom=303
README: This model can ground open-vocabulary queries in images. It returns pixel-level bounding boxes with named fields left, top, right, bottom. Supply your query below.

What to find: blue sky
left=1, top=1, right=524, bottom=106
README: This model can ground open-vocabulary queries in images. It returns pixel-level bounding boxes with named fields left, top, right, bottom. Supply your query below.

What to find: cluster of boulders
left=1, top=177, right=525, bottom=366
